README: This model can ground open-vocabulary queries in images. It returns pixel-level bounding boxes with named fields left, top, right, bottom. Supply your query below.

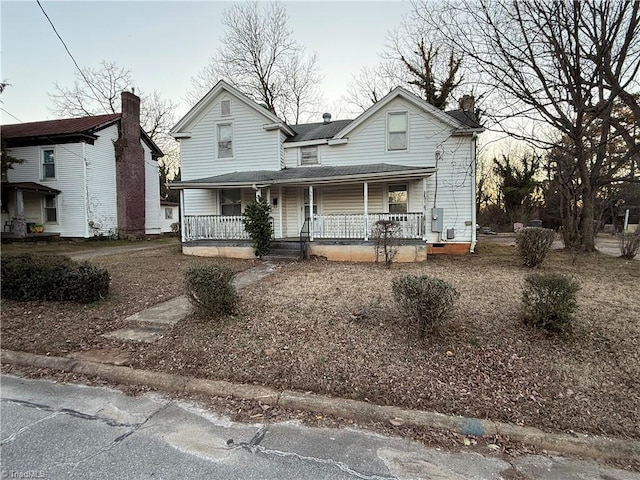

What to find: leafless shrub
left=372, top=220, right=401, bottom=267
left=516, top=227, right=555, bottom=267
left=618, top=231, right=640, bottom=259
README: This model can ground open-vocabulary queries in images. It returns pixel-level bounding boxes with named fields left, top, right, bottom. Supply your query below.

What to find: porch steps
left=264, top=241, right=303, bottom=262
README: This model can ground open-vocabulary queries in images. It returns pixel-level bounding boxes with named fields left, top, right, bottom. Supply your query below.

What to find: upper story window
left=300, top=146, right=319, bottom=166
left=221, top=189, right=241, bottom=216
left=217, top=123, right=233, bottom=158
left=387, top=112, right=408, bottom=151
left=42, top=148, right=55, bottom=179
left=388, top=184, right=408, bottom=213
left=221, top=99, right=231, bottom=116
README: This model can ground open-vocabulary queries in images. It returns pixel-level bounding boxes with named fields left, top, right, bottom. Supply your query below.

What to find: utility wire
left=36, top=0, right=104, bottom=106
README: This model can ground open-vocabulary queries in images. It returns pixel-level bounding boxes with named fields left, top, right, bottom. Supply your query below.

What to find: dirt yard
left=2, top=240, right=639, bottom=441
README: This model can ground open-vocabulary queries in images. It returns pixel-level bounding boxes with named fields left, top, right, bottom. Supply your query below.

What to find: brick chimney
left=114, top=91, right=146, bottom=239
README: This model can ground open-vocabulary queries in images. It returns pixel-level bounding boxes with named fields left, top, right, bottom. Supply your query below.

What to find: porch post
left=422, top=177, right=428, bottom=241
left=255, top=188, right=261, bottom=201
left=309, top=185, right=314, bottom=241
left=363, top=182, right=369, bottom=241
left=278, top=186, right=283, bottom=239
left=179, top=189, right=186, bottom=243
left=13, top=189, right=26, bottom=238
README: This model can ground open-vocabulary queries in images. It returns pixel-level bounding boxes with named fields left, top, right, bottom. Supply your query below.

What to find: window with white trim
left=42, top=148, right=55, bottom=179
left=387, top=112, right=407, bottom=151
left=217, top=123, right=233, bottom=158
left=221, top=99, right=231, bottom=116
left=164, top=207, right=173, bottom=220
left=300, top=146, right=319, bottom=165
left=44, top=195, right=57, bottom=222
left=221, top=189, right=241, bottom=216
left=388, top=184, right=408, bottom=213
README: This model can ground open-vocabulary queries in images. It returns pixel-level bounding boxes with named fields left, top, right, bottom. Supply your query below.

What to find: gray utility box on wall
left=431, top=207, right=443, bottom=232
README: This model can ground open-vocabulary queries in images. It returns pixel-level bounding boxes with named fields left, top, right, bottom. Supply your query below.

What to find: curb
left=2, top=349, right=639, bottom=462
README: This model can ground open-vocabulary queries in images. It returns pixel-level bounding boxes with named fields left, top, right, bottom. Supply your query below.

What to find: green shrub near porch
left=242, top=196, right=273, bottom=258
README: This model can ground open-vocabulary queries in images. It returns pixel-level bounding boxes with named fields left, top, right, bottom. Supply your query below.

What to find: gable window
left=300, top=146, right=319, bottom=166
left=44, top=195, right=57, bottom=222
left=221, top=189, right=241, bottom=216
left=217, top=123, right=233, bottom=158
left=388, top=184, right=408, bottom=213
left=42, top=148, right=55, bottom=179
left=164, top=207, right=173, bottom=220
left=221, top=99, right=231, bottom=116
left=387, top=112, right=407, bottom=151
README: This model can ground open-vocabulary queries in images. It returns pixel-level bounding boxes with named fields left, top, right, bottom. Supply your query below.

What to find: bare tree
left=49, top=60, right=177, bottom=142
left=49, top=60, right=180, bottom=188
left=414, top=0, right=640, bottom=251
left=344, top=20, right=466, bottom=113
left=344, top=62, right=401, bottom=114
left=187, top=1, right=321, bottom=124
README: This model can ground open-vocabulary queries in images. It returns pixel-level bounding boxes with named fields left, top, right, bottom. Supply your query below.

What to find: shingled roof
left=172, top=163, right=436, bottom=188
left=1, top=113, right=163, bottom=157
left=1, top=114, right=121, bottom=140
left=286, top=119, right=354, bottom=143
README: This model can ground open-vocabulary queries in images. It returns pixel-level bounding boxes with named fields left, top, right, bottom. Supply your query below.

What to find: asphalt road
left=1, top=375, right=638, bottom=480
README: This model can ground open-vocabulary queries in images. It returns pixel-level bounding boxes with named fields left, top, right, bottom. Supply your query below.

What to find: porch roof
left=170, top=163, right=436, bottom=189
left=1, top=182, right=61, bottom=195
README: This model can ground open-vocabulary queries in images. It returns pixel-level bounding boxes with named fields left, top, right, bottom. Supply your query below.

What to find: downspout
left=82, top=141, right=90, bottom=238
left=180, top=189, right=185, bottom=244
left=363, top=182, right=369, bottom=241
left=470, top=134, right=478, bottom=253
left=309, top=185, right=314, bottom=242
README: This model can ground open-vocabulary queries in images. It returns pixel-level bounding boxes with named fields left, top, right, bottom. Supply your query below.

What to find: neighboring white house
left=160, top=199, right=179, bottom=233
left=1, top=92, right=164, bottom=239
left=170, top=80, right=483, bottom=261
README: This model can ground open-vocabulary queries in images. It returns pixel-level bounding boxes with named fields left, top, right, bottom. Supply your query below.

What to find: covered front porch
left=173, top=163, right=436, bottom=243
left=1, top=182, right=61, bottom=238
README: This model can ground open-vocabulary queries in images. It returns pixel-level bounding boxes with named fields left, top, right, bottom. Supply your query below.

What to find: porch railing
left=184, top=215, right=249, bottom=241
left=184, top=213, right=425, bottom=241
left=312, top=213, right=425, bottom=239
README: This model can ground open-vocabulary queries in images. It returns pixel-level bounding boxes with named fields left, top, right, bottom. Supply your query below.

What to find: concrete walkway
left=101, top=262, right=278, bottom=344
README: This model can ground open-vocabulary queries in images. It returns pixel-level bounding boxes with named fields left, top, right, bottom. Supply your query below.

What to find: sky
left=0, top=0, right=413, bottom=125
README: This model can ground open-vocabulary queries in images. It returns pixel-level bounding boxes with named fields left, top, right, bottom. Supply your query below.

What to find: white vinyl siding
left=85, top=124, right=119, bottom=236
left=6, top=142, right=87, bottom=237
left=143, top=142, right=161, bottom=235
left=179, top=94, right=281, bottom=181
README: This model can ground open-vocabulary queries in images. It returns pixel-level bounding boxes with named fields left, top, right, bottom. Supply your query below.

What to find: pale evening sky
left=1, top=0, right=413, bottom=125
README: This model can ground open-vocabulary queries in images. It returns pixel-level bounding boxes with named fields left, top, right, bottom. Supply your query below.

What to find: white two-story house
left=2, top=92, right=164, bottom=239
left=170, top=80, right=483, bottom=261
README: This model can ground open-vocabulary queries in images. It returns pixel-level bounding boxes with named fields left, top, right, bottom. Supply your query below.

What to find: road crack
left=226, top=425, right=396, bottom=480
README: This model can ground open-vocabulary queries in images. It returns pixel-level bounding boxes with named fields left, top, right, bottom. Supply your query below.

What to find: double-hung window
left=387, top=112, right=408, bottom=151
left=388, top=184, right=408, bottom=213
left=221, top=189, right=241, bottom=216
left=44, top=195, right=57, bottom=222
left=42, top=148, right=55, bottom=179
left=300, top=146, right=319, bottom=166
left=217, top=124, right=233, bottom=158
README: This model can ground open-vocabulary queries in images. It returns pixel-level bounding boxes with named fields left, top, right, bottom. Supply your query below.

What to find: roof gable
left=170, top=80, right=295, bottom=137
left=334, top=87, right=482, bottom=139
